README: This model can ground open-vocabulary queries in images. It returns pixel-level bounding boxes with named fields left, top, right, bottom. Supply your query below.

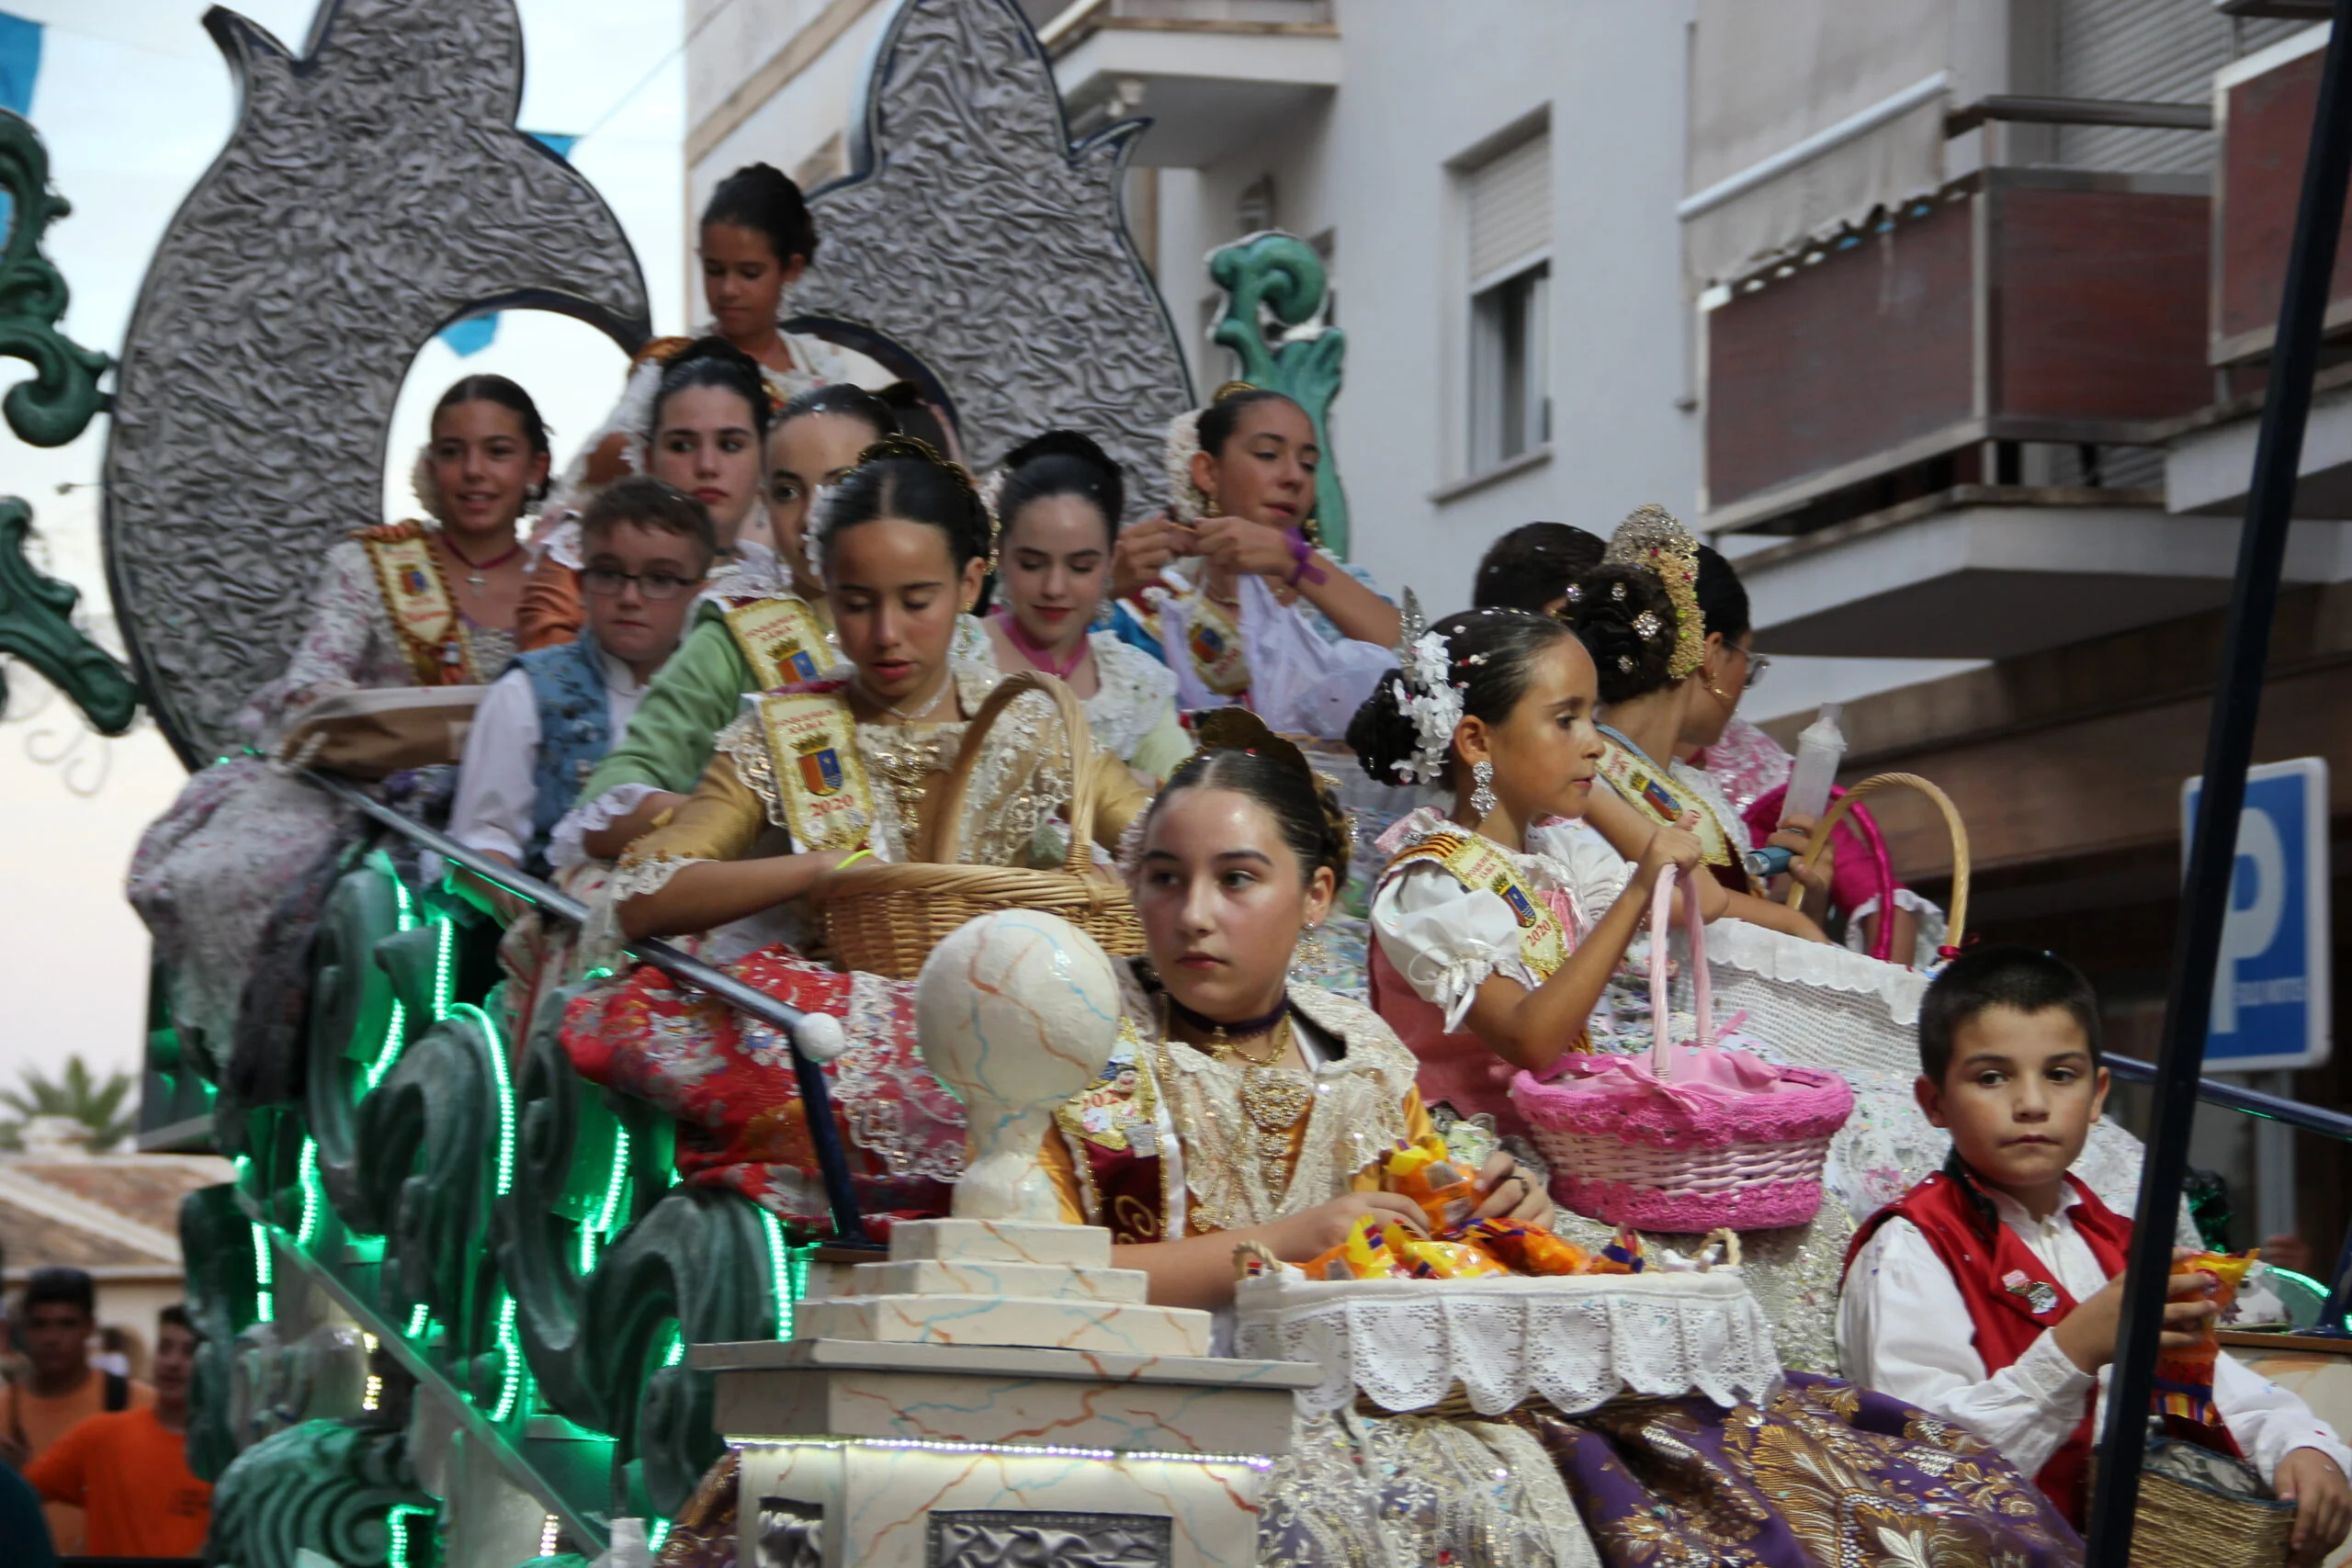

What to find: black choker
left=1165, top=991, right=1292, bottom=1043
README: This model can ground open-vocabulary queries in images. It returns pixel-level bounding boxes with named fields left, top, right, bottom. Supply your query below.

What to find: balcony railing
left=1705, top=166, right=2211, bottom=533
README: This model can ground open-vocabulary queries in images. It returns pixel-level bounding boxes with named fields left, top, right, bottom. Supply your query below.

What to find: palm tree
left=0, top=1056, right=138, bottom=1154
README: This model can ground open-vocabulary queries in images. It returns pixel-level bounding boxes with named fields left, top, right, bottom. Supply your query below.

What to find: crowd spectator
left=0, top=1268, right=152, bottom=1554
left=26, top=1304, right=209, bottom=1558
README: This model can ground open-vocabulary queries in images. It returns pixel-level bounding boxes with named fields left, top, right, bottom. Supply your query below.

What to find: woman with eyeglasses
left=1557, top=505, right=1831, bottom=941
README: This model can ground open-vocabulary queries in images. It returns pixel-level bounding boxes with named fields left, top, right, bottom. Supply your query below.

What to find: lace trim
left=1695, top=918, right=1931, bottom=1028
left=1234, top=1269, right=1784, bottom=1416
left=548, top=782, right=665, bottom=873
left=1083, top=631, right=1179, bottom=760
left=578, top=852, right=712, bottom=977
left=829, top=970, right=969, bottom=1180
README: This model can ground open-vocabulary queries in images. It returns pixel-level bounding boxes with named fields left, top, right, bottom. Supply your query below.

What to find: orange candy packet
left=1383, top=1135, right=1482, bottom=1235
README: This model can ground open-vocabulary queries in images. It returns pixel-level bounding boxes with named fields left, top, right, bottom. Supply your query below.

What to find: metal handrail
left=1945, top=94, right=2214, bottom=137
left=310, top=772, right=873, bottom=1247
left=2104, top=1054, right=2352, bottom=1144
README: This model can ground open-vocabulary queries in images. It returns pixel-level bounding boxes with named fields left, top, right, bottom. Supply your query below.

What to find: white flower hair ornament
left=1385, top=589, right=1465, bottom=785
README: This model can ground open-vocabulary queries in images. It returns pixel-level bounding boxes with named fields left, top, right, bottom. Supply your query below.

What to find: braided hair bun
left=1559, top=565, right=1679, bottom=705
left=1345, top=607, right=1578, bottom=789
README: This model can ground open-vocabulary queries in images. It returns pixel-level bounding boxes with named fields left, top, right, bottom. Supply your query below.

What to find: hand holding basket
left=1510, top=864, right=1853, bottom=1232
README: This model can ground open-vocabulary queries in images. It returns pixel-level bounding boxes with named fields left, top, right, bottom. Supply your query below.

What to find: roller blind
left=2053, top=0, right=2302, bottom=175
left=1468, top=131, right=1551, bottom=283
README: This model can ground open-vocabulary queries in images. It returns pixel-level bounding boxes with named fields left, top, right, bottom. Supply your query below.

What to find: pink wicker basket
left=1510, top=865, right=1854, bottom=1232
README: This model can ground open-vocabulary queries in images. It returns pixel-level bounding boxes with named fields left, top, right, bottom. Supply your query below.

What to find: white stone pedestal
left=699, top=1220, right=1313, bottom=1568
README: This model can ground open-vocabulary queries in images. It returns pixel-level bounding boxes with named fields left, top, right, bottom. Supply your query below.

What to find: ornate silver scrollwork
left=791, top=0, right=1194, bottom=525
left=100, top=0, right=651, bottom=765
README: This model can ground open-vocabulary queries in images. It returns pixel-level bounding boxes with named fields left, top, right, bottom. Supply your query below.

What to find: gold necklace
left=856, top=671, right=952, bottom=725
left=1204, top=1018, right=1313, bottom=1164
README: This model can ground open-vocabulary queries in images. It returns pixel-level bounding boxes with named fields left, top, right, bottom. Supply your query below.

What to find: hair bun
left=1561, top=564, right=1678, bottom=704
left=1005, top=428, right=1117, bottom=482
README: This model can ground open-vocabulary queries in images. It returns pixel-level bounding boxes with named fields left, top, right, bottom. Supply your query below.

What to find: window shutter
left=2054, top=0, right=2302, bottom=175
left=1468, top=132, right=1551, bottom=283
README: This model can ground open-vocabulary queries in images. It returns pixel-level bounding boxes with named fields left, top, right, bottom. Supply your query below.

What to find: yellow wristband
left=833, top=847, right=875, bottom=871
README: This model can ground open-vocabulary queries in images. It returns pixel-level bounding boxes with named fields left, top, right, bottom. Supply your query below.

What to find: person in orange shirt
left=0, top=1268, right=152, bottom=1554
left=26, top=1303, right=209, bottom=1559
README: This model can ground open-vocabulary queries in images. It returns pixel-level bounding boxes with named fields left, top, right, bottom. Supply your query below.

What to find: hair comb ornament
left=1387, top=588, right=1463, bottom=786
left=1211, top=379, right=1258, bottom=403
left=1190, top=708, right=1355, bottom=870
left=1602, top=503, right=1705, bottom=680
left=855, top=434, right=977, bottom=501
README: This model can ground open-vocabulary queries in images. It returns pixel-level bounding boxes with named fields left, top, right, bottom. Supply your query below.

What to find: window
left=1464, top=130, right=1552, bottom=473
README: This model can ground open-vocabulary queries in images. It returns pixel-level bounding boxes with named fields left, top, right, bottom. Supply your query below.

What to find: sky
left=0, top=0, right=688, bottom=1091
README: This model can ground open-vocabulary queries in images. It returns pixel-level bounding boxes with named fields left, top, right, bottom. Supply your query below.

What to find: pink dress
left=1366, top=809, right=1629, bottom=1140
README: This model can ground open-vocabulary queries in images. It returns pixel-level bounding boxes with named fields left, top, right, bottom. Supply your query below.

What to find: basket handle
left=1647, top=863, right=1712, bottom=1080
left=1782, top=772, right=1971, bottom=961
left=920, top=670, right=1101, bottom=871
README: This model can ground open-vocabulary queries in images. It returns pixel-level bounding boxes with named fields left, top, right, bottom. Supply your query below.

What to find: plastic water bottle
left=1781, top=704, right=1846, bottom=829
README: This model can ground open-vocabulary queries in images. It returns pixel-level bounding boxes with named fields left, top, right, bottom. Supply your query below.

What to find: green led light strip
left=249, top=1223, right=275, bottom=1325
left=448, top=1002, right=517, bottom=1199
left=761, top=1210, right=794, bottom=1340
left=578, top=1127, right=633, bottom=1278
left=385, top=1503, right=432, bottom=1568
left=295, top=1137, right=322, bottom=1246
left=490, top=1292, right=525, bottom=1423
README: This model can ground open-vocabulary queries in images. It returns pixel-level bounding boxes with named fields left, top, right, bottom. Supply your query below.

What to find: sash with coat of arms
left=1593, top=735, right=1758, bottom=893
left=1182, top=591, right=1251, bottom=697
left=1382, top=829, right=1570, bottom=983
left=358, top=523, right=478, bottom=685
left=1053, top=1018, right=1184, bottom=1242
left=753, top=684, right=876, bottom=852
left=720, top=593, right=832, bottom=689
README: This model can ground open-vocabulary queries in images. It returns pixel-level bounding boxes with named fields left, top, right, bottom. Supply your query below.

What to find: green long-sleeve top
left=577, top=608, right=752, bottom=803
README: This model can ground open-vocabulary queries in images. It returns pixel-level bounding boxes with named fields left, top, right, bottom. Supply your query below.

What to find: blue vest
left=514, top=634, right=612, bottom=875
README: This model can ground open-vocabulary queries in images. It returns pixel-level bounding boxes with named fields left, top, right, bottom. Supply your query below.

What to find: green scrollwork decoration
left=306, top=865, right=410, bottom=1225
left=0, top=109, right=110, bottom=448
left=206, top=1421, right=435, bottom=1568
left=181, top=1182, right=262, bottom=1482
left=0, top=499, right=141, bottom=734
left=493, top=979, right=658, bottom=1426
left=354, top=1007, right=501, bottom=1359
left=582, top=1185, right=781, bottom=1517
left=1207, top=231, right=1351, bottom=557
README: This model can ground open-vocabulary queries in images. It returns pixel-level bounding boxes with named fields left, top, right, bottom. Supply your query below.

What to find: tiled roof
left=0, top=1155, right=233, bottom=1280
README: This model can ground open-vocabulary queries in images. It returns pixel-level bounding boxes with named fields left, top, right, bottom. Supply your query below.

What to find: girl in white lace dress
left=130, top=377, right=548, bottom=1073
left=982, top=430, right=1187, bottom=781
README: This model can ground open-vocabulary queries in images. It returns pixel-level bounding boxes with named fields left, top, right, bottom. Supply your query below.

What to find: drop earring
left=1295, top=923, right=1332, bottom=973
left=1470, top=760, right=1498, bottom=818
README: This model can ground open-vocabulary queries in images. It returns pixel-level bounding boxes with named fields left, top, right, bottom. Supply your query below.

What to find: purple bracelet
left=1285, top=533, right=1329, bottom=587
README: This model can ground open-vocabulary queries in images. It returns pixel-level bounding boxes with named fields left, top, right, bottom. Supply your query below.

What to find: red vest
left=1844, top=1168, right=2133, bottom=1527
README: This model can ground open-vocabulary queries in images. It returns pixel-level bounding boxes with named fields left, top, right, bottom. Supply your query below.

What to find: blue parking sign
left=2181, top=758, right=2331, bottom=1071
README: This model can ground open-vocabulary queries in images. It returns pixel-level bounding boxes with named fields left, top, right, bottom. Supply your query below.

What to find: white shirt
left=1838, top=1182, right=2352, bottom=1486
left=449, top=646, right=650, bottom=866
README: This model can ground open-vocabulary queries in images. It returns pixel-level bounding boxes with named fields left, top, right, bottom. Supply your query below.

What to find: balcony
left=1704, top=166, right=2212, bottom=536
left=2166, top=25, right=2352, bottom=521
left=1042, top=0, right=1339, bottom=167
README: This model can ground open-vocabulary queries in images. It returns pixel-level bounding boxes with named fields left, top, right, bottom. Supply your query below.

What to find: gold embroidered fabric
left=1114, top=967, right=1419, bottom=1235
left=656, top=659, right=1145, bottom=872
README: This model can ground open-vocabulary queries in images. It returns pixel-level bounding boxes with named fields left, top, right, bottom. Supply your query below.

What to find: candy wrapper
left=1389, top=1224, right=1512, bottom=1280
left=1302, top=1213, right=1415, bottom=1280
left=1466, top=1218, right=1594, bottom=1277
left=1586, top=1226, right=1647, bottom=1275
left=2155, top=1249, right=2256, bottom=1444
left=1384, top=1135, right=1482, bottom=1235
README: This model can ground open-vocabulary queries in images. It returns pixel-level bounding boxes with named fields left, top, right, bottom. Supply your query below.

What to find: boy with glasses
left=452, top=477, right=716, bottom=877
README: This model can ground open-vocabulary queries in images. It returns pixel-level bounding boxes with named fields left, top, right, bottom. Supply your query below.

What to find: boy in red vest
left=1838, top=945, right=2350, bottom=1562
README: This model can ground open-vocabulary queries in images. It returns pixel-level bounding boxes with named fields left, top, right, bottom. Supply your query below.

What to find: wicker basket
left=1781, top=772, right=1972, bottom=965
left=1511, top=865, right=1853, bottom=1232
left=2088, top=1435, right=2294, bottom=1568
left=807, top=671, right=1144, bottom=979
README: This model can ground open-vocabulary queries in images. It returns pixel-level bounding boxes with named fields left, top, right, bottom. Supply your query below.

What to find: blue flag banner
left=0, top=10, right=40, bottom=236
left=438, top=131, right=580, bottom=355
left=0, top=11, right=39, bottom=116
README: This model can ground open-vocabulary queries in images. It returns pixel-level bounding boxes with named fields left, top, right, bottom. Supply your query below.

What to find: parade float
left=4, top=1, right=2349, bottom=1564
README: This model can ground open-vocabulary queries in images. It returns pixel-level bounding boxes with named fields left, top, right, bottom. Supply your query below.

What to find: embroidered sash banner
left=726, top=595, right=831, bottom=689
left=754, top=689, right=875, bottom=851
left=362, top=531, right=472, bottom=684
left=1183, top=592, right=1251, bottom=696
left=1385, top=829, right=1568, bottom=981
left=1596, top=739, right=1748, bottom=885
